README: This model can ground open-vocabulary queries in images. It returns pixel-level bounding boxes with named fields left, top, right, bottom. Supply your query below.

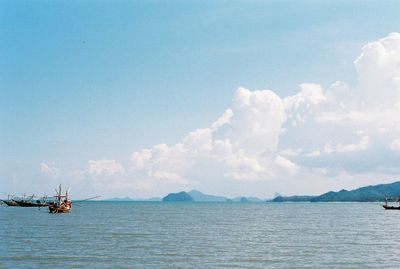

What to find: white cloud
left=284, top=83, right=326, bottom=109
left=324, top=136, right=370, bottom=154
left=40, top=162, right=60, bottom=179
left=354, top=32, right=400, bottom=107
left=88, top=159, right=125, bottom=176
left=275, top=155, right=298, bottom=174
left=227, top=87, right=286, bottom=153
left=284, top=83, right=327, bottom=127
left=182, top=128, right=213, bottom=152
left=211, top=108, right=233, bottom=131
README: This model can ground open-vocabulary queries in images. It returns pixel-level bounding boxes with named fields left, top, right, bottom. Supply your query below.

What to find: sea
left=0, top=202, right=399, bottom=268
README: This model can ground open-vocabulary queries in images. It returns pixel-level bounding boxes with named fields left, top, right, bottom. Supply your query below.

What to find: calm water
left=0, top=202, right=399, bottom=268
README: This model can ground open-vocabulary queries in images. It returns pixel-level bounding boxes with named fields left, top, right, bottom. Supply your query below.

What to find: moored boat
left=48, top=201, right=72, bottom=213
left=15, top=200, right=49, bottom=207
left=1, top=195, right=20, bottom=206
left=383, top=195, right=400, bottom=210
left=49, top=185, right=72, bottom=213
left=383, top=205, right=400, bottom=210
left=2, top=199, right=19, bottom=206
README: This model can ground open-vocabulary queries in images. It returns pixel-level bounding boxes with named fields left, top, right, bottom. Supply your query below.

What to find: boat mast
left=59, top=184, right=62, bottom=204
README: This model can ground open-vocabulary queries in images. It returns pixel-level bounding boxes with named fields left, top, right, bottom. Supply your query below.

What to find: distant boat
left=15, top=200, right=49, bottom=207
left=1, top=195, right=19, bottom=206
left=383, top=205, right=400, bottom=210
left=383, top=196, right=400, bottom=210
left=2, top=200, right=19, bottom=206
left=49, top=185, right=72, bottom=213
left=2, top=186, right=98, bottom=212
left=13, top=194, right=49, bottom=207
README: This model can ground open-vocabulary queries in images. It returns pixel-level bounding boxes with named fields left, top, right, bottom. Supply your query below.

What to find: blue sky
left=1, top=1, right=400, bottom=198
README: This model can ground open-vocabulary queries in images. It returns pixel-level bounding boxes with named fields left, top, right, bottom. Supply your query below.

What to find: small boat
left=382, top=195, right=400, bottom=210
left=383, top=205, right=400, bottom=210
left=49, top=185, right=72, bottom=213
left=2, top=199, right=19, bottom=206
left=15, top=200, right=49, bottom=207
left=1, top=195, right=20, bottom=206
left=13, top=194, right=49, bottom=207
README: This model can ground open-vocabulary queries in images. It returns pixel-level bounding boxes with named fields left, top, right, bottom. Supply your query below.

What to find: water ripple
left=0, top=202, right=399, bottom=268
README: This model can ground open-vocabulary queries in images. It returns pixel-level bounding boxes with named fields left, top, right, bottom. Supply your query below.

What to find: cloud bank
left=49, top=33, right=400, bottom=198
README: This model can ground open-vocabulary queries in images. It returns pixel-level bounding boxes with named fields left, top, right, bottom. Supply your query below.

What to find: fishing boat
left=15, top=200, right=49, bottom=207
left=14, top=194, right=49, bottom=207
left=49, top=185, right=72, bottom=213
left=382, top=196, right=400, bottom=210
left=2, top=199, right=19, bottom=206
left=1, top=195, right=19, bottom=206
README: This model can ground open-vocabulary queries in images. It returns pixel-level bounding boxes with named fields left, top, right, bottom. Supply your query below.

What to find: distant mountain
left=188, top=190, right=228, bottom=202
left=239, top=197, right=249, bottom=203
left=162, top=190, right=264, bottom=203
left=108, top=197, right=161, bottom=202
left=272, top=181, right=400, bottom=202
left=162, top=191, right=194, bottom=202
left=272, top=195, right=316, bottom=202
left=232, top=196, right=264, bottom=203
left=311, top=181, right=400, bottom=202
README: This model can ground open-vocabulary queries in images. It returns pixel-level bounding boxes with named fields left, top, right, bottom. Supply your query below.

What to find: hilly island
left=106, top=181, right=400, bottom=203
left=156, top=181, right=400, bottom=203
left=273, top=181, right=400, bottom=202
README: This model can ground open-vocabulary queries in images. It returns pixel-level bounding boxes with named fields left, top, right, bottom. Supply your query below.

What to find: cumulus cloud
left=40, top=162, right=60, bottom=179
left=127, top=32, right=400, bottom=194
left=284, top=83, right=327, bottom=127
left=228, top=87, right=285, bottom=153
left=354, top=32, right=400, bottom=107
left=130, top=87, right=287, bottom=187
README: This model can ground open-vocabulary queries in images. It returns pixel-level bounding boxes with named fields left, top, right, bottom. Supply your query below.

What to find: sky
left=1, top=1, right=400, bottom=199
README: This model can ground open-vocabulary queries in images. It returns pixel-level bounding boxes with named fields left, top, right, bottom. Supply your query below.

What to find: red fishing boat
left=49, top=185, right=72, bottom=213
